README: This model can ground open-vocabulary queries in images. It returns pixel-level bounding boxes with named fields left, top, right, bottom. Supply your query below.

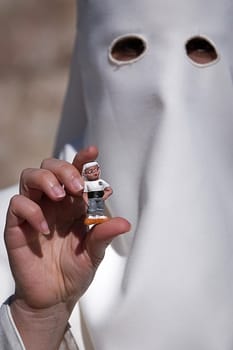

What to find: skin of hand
left=4, top=146, right=130, bottom=350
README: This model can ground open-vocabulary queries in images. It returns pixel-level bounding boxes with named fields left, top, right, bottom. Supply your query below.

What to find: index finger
left=72, top=146, right=99, bottom=173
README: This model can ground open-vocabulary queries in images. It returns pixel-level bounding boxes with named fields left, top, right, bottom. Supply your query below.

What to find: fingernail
left=51, top=185, right=66, bottom=198
left=72, top=177, right=84, bottom=191
left=40, top=220, right=50, bottom=235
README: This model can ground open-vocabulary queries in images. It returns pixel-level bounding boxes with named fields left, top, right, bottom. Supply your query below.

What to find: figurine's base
left=84, top=215, right=110, bottom=226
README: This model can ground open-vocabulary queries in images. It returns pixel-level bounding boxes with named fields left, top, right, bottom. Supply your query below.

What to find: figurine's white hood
left=55, top=0, right=233, bottom=348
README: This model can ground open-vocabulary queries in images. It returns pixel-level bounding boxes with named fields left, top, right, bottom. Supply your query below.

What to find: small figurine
left=82, top=161, right=113, bottom=225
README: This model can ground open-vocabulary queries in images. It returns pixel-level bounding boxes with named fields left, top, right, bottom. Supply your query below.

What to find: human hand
left=4, top=146, right=130, bottom=349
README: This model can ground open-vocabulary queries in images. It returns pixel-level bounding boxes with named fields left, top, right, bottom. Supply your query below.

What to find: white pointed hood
left=55, top=0, right=233, bottom=348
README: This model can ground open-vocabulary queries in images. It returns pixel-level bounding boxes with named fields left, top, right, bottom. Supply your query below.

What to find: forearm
left=9, top=296, right=75, bottom=350
left=103, top=188, right=113, bottom=200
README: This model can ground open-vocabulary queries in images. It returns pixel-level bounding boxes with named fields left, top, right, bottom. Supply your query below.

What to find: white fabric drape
left=1, top=0, right=233, bottom=349
left=55, top=0, right=233, bottom=349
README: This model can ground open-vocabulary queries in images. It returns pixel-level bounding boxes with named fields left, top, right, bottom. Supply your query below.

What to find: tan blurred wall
left=0, top=0, right=76, bottom=188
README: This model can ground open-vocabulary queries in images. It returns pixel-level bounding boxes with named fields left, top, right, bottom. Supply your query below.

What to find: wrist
left=10, top=296, right=74, bottom=350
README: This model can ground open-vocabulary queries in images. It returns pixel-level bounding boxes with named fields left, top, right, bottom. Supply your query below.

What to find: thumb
left=85, top=217, right=131, bottom=268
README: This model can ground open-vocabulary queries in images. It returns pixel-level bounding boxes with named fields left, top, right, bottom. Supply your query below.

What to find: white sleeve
left=101, top=179, right=110, bottom=189
left=0, top=300, right=80, bottom=350
left=0, top=301, right=26, bottom=350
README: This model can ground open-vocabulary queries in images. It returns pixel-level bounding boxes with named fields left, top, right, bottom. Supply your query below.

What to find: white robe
left=2, top=0, right=233, bottom=349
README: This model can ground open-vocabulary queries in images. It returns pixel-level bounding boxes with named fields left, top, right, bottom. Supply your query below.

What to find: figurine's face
left=85, top=165, right=100, bottom=181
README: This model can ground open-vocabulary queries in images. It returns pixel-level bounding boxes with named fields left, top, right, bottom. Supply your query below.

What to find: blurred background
left=0, top=0, right=76, bottom=188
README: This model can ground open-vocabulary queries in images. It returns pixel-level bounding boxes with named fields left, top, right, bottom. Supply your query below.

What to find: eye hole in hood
left=109, top=34, right=147, bottom=65
left=185, top=36, right=219, bottom=66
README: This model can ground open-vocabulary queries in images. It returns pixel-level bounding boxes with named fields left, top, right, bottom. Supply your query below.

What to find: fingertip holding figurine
left=82, top=161, right=113, bottom=225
